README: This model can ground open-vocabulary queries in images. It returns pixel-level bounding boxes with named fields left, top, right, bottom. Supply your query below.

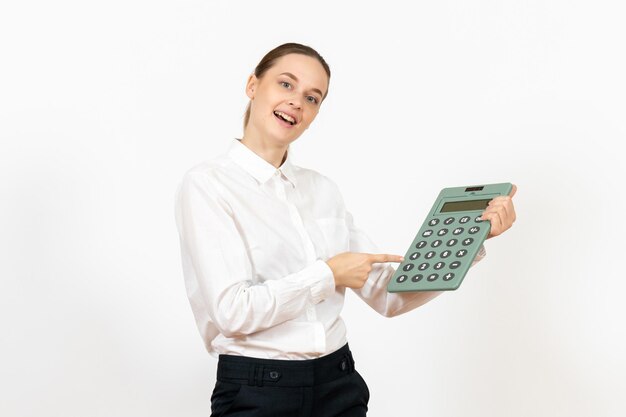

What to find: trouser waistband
left=216, top=343, right=356, bottom=388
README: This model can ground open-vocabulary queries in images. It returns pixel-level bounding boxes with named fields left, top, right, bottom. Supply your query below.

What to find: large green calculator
left=387, top=182, right=512, bottom=292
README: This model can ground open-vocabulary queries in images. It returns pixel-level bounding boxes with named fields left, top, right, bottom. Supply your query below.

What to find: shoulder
left=176, top=156, right=233, bottom=199
left=184, top=153, right=230, bottom=177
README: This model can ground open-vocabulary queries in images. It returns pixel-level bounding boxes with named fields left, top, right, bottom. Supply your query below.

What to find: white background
left=1, top=1, right=625, bottom=416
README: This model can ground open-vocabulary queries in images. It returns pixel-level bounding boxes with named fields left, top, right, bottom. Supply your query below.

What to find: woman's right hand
left=326, top=252, right=404, bottom=289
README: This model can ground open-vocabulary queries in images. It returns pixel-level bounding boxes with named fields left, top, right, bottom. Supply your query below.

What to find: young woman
left=174, top=43, right=517, bottom=417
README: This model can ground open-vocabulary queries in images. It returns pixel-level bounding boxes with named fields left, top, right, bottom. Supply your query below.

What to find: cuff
left=306, top=260, right=336, bottom=304
left=471, top=244, right=487, bottom=267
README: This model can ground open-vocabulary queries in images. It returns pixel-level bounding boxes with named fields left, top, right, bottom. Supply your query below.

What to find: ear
left=245, top=74, right=257, bottom=100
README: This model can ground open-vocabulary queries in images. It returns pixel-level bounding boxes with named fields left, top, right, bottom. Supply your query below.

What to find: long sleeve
left=174, top=172, right=335, bottom=339
left=347, top=210, right=486, bottom=317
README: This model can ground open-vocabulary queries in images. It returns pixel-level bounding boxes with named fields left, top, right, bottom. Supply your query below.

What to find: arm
left=174, top=172, right=335, bottom=338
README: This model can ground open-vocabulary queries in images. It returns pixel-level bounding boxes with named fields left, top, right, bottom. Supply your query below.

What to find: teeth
left=274, top=111, right=295, bottom=124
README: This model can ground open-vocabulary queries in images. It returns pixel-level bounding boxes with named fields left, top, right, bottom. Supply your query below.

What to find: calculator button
left=418, top=263, right=430, bottom=271
left=427, top=273, right=439, bottom=281
left=431, top=240, right=442, bottom=248
left=409, top=252, right=421, bottom=260
left=450, top=261, right=461, bottom=269
left=469, top=226, right=480, bottom=234
left=446, top=238, right=458, bottom=247
left=425, top=251, right=436, bottom=259
left=416, top=241, right=427, bottom=249
left=474, top=216, right=484, bottom=223
left=403, top=263, right=415, bottom=271
left=452, top=227, right=464, bottom=235
left=428, top=219, right=440, bottom=226
left=411, top=274, right=423, bottom=282
left=437, top=228, right=448, bottom=236
left=440, top=250, right=451, bottom=258
left=443, top=272, right=455, bottom=281
left=456, top=249, right=468, bottom=257
left=444, top=217, right=455, bottom=225
left=434, top=262, right=445, bottom=270
left=422, top=230, right=434, bottom=237
left=396, top=275, right=408, bottom=283
left=460, top=216, right=471, bottom=224
left=462, top=238, right=474, bottom=246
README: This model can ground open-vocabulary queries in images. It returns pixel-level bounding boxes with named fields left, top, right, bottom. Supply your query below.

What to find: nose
left=288, top=96, right=302, bottom=109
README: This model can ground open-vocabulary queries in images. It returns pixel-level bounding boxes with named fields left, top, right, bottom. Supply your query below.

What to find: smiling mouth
left=274, top=110, right=296, bottom=126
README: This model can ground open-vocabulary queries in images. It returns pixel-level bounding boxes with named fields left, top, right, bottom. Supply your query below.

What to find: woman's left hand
left=482, top=184, right=517, bottom=239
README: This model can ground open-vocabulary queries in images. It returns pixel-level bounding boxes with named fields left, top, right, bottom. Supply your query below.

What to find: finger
left=484, top=210, right=504, bottom=236
left=488, top=202, right=515, bottom=235
left=486, top=198, right=515, bottom=224
left=369, top=254, right=404, bottom=264
left=506, top=199, right=517, bottom=224
left=487, top=196, right=512, bottom=207
left=487, top=198, right=513, bottom=219
left=509, top=184, right=517, bottom=198
left=481, top=205, right=503, bottom=221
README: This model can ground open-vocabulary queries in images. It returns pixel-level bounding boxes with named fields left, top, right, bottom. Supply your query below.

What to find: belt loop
left=256, top=365, right=264, bottom=387
left=347, top=351, right=355, bottom=373
left=248, top=364, right=256, bottom=386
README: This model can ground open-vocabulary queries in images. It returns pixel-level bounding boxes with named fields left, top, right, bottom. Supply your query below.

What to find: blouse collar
left=227, top=139, right=298, bottom=188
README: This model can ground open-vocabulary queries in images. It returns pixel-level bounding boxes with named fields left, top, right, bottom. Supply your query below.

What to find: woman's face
left=245, top=53, right=329, bottom=147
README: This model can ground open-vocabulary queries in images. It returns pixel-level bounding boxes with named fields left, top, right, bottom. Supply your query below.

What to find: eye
left=306, top=96, right=319, bottom=105
left=280, top=81, right=292, bottom=89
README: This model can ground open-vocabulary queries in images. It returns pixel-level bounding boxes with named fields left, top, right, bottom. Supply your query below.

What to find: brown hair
left=243, top=43, right=331, bottom=129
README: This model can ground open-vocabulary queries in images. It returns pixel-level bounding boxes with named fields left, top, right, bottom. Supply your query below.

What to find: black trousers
left=211, top=343, right=370, bottom=417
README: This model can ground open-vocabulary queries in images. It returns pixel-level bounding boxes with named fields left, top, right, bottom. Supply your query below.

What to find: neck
left=240, top=129, right=288, bottom=168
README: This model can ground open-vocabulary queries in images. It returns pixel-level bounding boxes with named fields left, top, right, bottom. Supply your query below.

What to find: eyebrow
left=279, top=72, right=324, bottom=98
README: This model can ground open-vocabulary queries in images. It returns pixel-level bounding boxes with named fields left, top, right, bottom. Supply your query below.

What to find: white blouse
left=174, top=139, right=485, bottom=360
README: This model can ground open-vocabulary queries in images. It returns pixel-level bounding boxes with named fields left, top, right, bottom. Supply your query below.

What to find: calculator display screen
left=440, top=199, right=491, bottom=213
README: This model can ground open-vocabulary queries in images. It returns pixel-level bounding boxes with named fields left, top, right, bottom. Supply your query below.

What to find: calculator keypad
left=392, top=214, right=488, bottom=290
left=388, top=183, right=510, bottom=292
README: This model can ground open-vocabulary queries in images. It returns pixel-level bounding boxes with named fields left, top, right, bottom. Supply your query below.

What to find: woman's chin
left=268, top=129, right=301, bottom=146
